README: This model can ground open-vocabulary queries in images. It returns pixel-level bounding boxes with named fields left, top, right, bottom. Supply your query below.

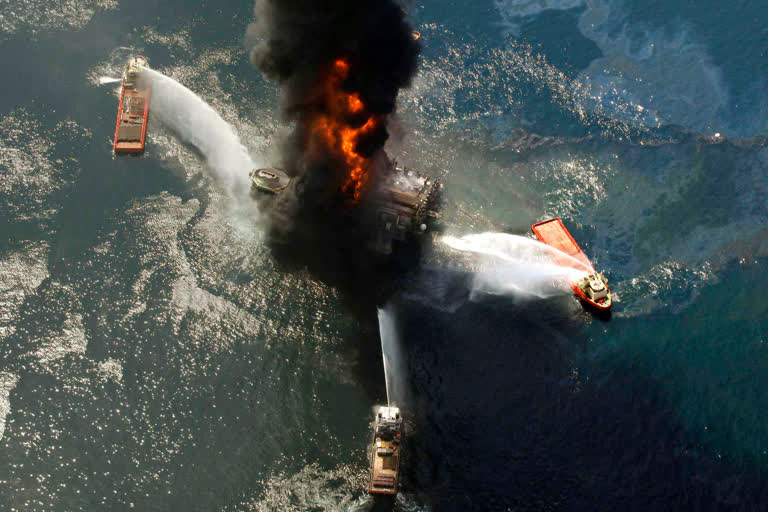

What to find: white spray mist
left=377, top=305, right=408, bottom=408
left=139, top=68, right=257, bottom=202
left=442, top=232, right=591, bottom=300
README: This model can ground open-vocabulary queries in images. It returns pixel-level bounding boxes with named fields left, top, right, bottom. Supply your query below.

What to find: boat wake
left=139, top=68, right=256, bottom=203
left=442, top=233, right=590, bottom=300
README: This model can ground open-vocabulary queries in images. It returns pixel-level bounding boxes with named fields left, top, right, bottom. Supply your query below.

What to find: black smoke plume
left=247, top=0, right=422, bottom=305
left=249, top=0, right=419, bottom=122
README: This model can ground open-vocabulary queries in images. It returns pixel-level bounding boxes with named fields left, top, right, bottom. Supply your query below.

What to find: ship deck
left=114, top=81, right=150, bottom=153
left=531, top=217, right=593, bottom=271
left=369, top=438, right=399, bottom=495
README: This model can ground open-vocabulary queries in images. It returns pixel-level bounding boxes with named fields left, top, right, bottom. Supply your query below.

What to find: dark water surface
left=0, top=0, right=766, bottom=510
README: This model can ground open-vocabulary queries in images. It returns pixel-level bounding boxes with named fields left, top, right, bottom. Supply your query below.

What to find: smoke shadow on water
left=390, top=273, right=767, bottom=511
left=267, top=219, right=426, bottom=316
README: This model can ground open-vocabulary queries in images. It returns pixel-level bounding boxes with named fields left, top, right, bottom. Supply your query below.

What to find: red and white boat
left=531, top=218, right=612, bottom=311
left=113, top=56, right=150, bottom=153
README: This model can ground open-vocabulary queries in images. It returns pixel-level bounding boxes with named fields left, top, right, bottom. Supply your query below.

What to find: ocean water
left=0, top=0, right=766, bottom=511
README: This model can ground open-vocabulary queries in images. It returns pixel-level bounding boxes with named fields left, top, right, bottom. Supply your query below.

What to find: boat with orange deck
left=368, top=406, right=402, bottom=496
left=113, top=56, right=150, bottom=153
left=531, top=217, right=612, bottom=311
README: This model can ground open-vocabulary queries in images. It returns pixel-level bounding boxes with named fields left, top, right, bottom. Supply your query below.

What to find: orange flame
left=308, top=58, right=380, bottom=200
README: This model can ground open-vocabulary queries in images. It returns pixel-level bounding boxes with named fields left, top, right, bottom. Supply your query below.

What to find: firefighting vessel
left=113, top=56, right=150, bottom=153
left=368, top=406, right=403, bottom=495
left=531, top=218, right=612, bottom=311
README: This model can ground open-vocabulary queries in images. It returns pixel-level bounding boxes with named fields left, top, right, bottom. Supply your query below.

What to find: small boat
left=114, top=56, right=150, bottom=153
left=368, top=406, right=402, bottom=496
left=248, top=167, right=292, bottom=195
left=531, top=217, right=611, bottom=311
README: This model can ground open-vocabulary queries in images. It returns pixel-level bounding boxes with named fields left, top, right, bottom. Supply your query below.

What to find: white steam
left=442, top=232, right=591, bottom=300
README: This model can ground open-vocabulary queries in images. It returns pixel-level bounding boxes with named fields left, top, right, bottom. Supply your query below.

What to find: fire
left=308, top=58, right=380, bottom=200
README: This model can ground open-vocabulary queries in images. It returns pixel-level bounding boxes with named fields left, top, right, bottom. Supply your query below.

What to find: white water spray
left=139, top=68, right=255, bottom=201
left=98, top=76, right=121, bottom=85
left=377, top=305, right=407, bottom=408
left=442, top=233, right=591, bottom=300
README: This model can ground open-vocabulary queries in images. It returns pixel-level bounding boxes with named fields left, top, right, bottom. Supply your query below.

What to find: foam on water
left=139, top=67, right=258, bottom=204
left=442, top=233, right=590, bottom=300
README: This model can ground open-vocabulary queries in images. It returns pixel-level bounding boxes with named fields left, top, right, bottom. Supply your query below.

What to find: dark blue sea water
left=0, top=0, right=766, bottom=510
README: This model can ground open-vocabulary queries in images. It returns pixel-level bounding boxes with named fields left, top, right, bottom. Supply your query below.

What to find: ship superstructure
left=368, top=161, right=442, bottom=255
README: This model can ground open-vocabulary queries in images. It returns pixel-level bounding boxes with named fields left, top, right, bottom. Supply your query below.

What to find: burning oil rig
left=249, top=159, right=442, bottom=256
left=245, top=2, right=432, bottom=498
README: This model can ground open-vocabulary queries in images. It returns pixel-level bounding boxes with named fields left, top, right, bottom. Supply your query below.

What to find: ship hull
left=113, top=58, right=150, bottom=153
left=531, top=217, right=612, bottom=311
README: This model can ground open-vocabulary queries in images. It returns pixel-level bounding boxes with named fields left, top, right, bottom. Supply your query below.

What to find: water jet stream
left=377, top=305, right=407, bottom=408
left=98, top=76, right=121, bottom=85
left=442, top=232, right=592, bottom=300
left=139, top=68, right=255, bottom=201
